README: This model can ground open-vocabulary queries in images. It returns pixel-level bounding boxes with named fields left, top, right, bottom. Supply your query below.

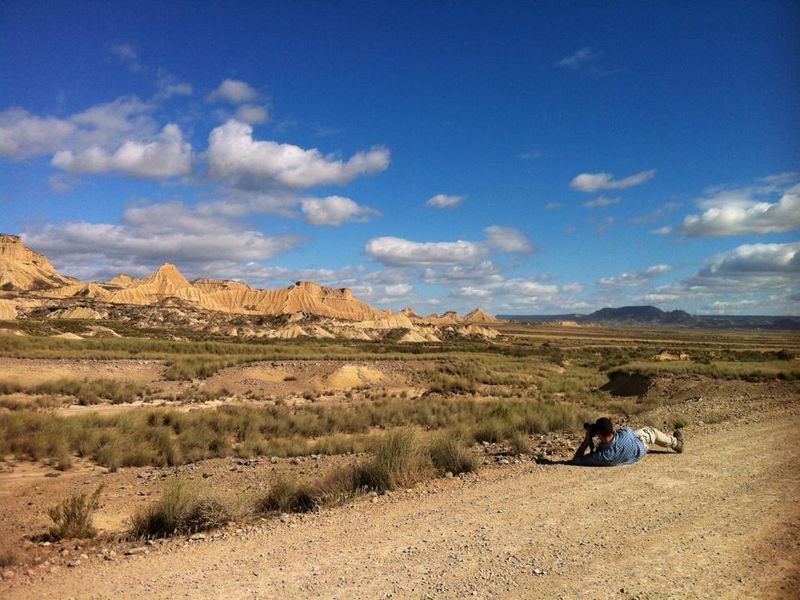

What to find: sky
left=1, top=1, right=798, bottom=315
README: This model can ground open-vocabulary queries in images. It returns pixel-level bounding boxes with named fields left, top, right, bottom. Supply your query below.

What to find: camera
left=583, top=422, right=598, bottom=451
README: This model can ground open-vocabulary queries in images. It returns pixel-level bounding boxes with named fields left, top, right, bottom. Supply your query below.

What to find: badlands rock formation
left=0, top=234, right=501, bottom=342
left=0, top=234, right=78, bottom=290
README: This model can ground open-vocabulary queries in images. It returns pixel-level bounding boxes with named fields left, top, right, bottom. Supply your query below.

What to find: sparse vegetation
left=47, top=485, right=103, bottom=540
left=428, top=430, right=479, bottom=474
left=257, top=475, right=318, bottom=513
left=130, top=478, right=233, bottom=538
left=0, top=377, right=145, bottom=405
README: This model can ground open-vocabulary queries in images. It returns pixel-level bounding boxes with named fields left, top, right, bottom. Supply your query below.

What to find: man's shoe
left=673, top=429, right=684, bottom=454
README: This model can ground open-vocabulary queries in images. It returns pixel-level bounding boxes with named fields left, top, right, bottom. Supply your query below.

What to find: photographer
left=571, top=417, right=684, bottom=467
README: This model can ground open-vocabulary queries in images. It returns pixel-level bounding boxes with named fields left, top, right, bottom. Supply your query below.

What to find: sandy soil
left=2, top=398, right=797, bottom=599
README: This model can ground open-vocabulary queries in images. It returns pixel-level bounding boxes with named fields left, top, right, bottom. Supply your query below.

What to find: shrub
left=354, top=429, right=431, bottom=492
left=428, top=431, right=479, bottom=475
left=129, top=478, right=232, bottom=538
left=0, top=547, right=20, bottom=568
left=47, top=485, right=103, bottom=540
left=509, top=432, right=530, bottom=455
left=473, top=419, right=506, bottom=444
left=257, top=474, right=318, bottom=513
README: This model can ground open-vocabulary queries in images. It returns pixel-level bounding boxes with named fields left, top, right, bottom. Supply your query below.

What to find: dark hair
left=595, top=417, right=614, bottom=437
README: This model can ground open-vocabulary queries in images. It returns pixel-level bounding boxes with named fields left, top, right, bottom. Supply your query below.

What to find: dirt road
left=6, top=412, right=799, bottom=599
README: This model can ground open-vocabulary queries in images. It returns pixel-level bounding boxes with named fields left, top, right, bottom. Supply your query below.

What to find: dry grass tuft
left=129, top=478, right=233, bottom=538
left=47, top=485, right=103, bottom=540
left=428, top=430, right=479, bottom=474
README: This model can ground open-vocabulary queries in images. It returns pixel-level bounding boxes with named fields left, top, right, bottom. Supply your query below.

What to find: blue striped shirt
left=572, top=427, right=646, bottom=466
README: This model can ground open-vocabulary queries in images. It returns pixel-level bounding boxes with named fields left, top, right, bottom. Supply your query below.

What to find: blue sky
left=1, top=1, right=798, bottom=315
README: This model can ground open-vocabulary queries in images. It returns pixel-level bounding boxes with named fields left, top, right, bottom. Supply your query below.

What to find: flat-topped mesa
left=0, top=233, right=78, bottom=290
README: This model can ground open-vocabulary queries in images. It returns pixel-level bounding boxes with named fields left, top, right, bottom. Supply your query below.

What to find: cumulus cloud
left=207, top=120, right=390, bottom=188
left=582, top=196, right=620, bottom=209
left=570, top=169, right=656, bottom=192
left=680, top=186, right=800, bottom=236
left=0, top=109, right=77, bottom=158
left=22, top=200, right=301, bottom=281
left=384, top=283, right=413, bottom=296
left=52, top=123, right=192, bottom=178
left=207, top=79, right=258, bottom=104
left=484, top=226, right=533, bottom=253
left=0, top=97, right=159, bottom=162
left=365, top=237, right=485, bottom=267
left=235, top=104, right=269, bottom=124
left=598, top=264, right=673, bottom=288
left=637, top=242, right=800, bottom=314
left=300, top=196, right=379, bottom=226
left=425, top=194, right=464, bottom=208
left=556, top=47, right=600, bottom=70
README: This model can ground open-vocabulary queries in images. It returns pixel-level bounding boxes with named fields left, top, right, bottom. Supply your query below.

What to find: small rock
left=1, top=569, right=15, bottom=580
left=124, top=547, right=148, bottom=556
left=190, top=533, right=206, bottom=541
left=66, top=560, right=80, bottom=568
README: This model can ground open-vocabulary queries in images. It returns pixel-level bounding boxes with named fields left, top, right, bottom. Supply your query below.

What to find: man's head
left=594, top=417, right=614, bottom=444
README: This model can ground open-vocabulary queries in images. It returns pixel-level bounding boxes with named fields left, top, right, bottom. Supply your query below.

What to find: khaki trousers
left=634, top=426, right=677, bottom=449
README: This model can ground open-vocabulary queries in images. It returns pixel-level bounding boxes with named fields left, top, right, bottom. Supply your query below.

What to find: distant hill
left=498, top=305, right=800, bottom=330
left=586, top=305, right=696, bottom=325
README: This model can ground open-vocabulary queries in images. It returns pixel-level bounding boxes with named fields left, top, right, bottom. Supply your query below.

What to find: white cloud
left=207, top=79, right=258, bottom=104
left=700, top=242, right=799, bottom=276
left=384, top=283, right=413, bottom=296
left=561, top=282, right=583, bottom=293
left=365, top=237, right=485, bottom=267
left=598, top=264, right=673, bottom=288
left=545, top=202, right=563, bottom=210
left=207, top=120, right=390, bottom=188
left=484, top=226, right=533, bottom=253
left=22, top=200, right=301, bottom=280
left=0, top=97, right=157, bottom=160
left=110, top=43, right=142, bottom=72
left=637, top=242, right=800, bottom=314
left=300, top=196, right=379, bottom=226
left=680, top=187, right=800, bottom=236
left=454, top=286, right=492, bottom=299
left=425, top=194, right=464, bottom=208
left=155, top=70, right=193, bottom=99
left=235, top=104, right=269, bottom=124
left=0, top=109, right=76, bottom=157
left=570, top=169, right=656, bottom=192
left=650, top=226, right=672, bottom=235
left=556, top=47, right=600, bottom=70
left=582, top=196, right=620, bottom=209
left=52, top=123, right=192, bottom=178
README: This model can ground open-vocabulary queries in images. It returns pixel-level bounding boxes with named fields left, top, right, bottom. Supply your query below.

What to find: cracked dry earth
left=4, top=403, right=799, bottom=600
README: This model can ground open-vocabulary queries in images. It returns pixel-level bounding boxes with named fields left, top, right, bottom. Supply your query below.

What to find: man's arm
left=572, top=431, right=593, bottom=461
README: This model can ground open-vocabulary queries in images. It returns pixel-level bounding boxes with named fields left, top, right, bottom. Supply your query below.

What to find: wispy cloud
left=556, top=47, right=600, bottom=70
left=582, top=196, right=620, bottom=209
left=425, top=194, right=464, bottom=209
left=570, top=169, right=656, bottom=192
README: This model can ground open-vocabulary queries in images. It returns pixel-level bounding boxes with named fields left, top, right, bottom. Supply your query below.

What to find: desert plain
left=1, top=235, right=799, bottom=599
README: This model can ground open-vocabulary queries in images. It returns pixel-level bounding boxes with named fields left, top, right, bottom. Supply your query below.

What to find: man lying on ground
left=571, top=417, right=684, bottom=467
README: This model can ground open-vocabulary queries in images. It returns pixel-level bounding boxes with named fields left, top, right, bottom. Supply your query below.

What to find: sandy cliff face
left=0, top=234, right=78, bottom=290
